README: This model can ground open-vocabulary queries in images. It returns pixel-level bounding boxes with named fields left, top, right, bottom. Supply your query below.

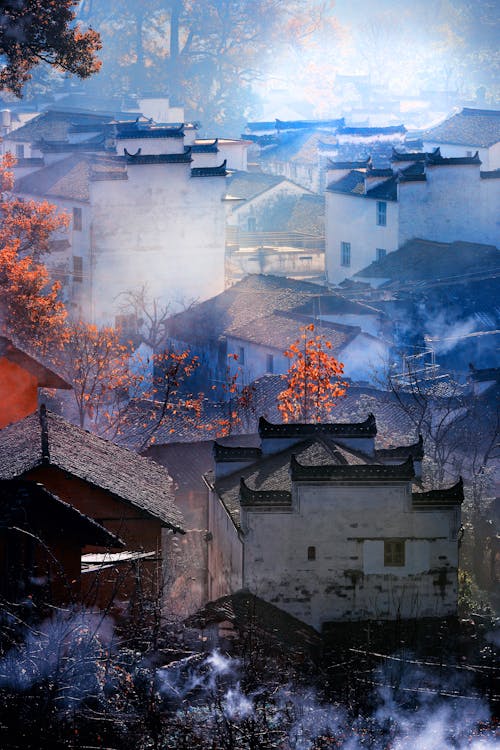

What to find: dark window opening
left=73, top=255, right=83, bottom=283
left=340, top=241, right=351, bottom=267
left=15, top=144, right=25, bottom=159
left=247, top=216, right=257, bottom=232
left=238, top=346, right=245, bottom=365
left=376, top=248, right=387, bottom=261
left=73, top=206, right=82, bottom=231
left=376, top=201, right=387, bottom=226
left=266, top=354, right=274, bottom=373
left=307, top=546, right=316, bottom=561
left=384, top=539, right=405, bottom=567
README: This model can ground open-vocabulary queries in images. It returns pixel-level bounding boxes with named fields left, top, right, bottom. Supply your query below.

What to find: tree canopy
left=0, top=0, right=101, bottom=95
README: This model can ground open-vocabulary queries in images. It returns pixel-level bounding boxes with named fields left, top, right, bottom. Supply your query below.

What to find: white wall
left=90, top=163, right=227, bottom=324
left=423, top=140, right=500, bottom=170
left=325, top=192, right=399, bottom=284
left=208, top=489, right=243, bottom=601
left=241, top=482, right=459, bottom=630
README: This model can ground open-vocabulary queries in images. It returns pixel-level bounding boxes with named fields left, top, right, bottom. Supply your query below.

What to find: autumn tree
left=0, top=0, right=101, bottom=95
left=0, top=154, right=68, bottom=351
left=277, top=323, right=348, bottom=423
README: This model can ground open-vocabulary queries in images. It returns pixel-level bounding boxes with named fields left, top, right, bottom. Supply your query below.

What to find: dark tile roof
left=116, top=125, right=184, bottom=139
left=391, top=147, right=438, bottom=162
left=213, top=443, right=262, bottom=462
left=259, top=414, right=377, bottom=439
left=375, top=435, right=424, bottom=461
left=481, top=169, right=500, bottom=179
left=191, top=139, right=219, bottom=153
left=191, top=160, right=228, bottom=177
left=412, top=478, right=464, bottom=508
left=225, top=169, right=286, bottom=200
left=35, top=135, right=109, bottom=153
left=0, top=479, right=124, bottom=548
left=165, top=274, right=334, bottom=345
left=366, top=175, right=398, bottom=200
left=227, top=311, right=358, bottom=353
left=426, top=150, right=481, bottom=166
left=5, top=109, right=116, bottom=143
left=13, top=157, right=44, bottom=168
left=290, top=453, right=414, bottom=482
left=124, top=150, right=192, bottom=165
left=15, top=153, right=93, bottom=201
left=355, top=239, right=500, bottom=282
left=0, top=337, right=70, bottom=390
left=240, top=477, right=291, bottom=506
left=0, top=408, right=184, bottom=531
left=186, top=590, right=321, bottom=653
left=326, top=169, right=366, bottom=195
left=338, top=125, right=406, bottom=136
left=327, top=157, right=371, bottom=169
left=422, top=108, right=500, bottom=148
left=211, top=437, right=349, bottom=528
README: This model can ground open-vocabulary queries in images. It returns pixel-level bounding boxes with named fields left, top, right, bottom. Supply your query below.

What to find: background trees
left=0, top=154, right=68, bottom=351
left=277, top=323, right=348, bottom=423
left=0, top=0, right=101, bottom=95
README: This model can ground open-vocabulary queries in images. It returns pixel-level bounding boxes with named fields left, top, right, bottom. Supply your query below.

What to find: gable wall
left=241, top=482, right=459, bottom=630
left=0, top=358, right=38, bottom=428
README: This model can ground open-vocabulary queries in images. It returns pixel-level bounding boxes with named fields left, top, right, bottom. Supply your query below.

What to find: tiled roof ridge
left=258, top=413, right=377, bottom=439
left=213, top=443, right=262, bottom=461
left=338, top=124, right=406, bottom=135
left=116, top=124, right=185, bottom=139
left=271, top=309, right=362, bottom=336
left=480, top=169, right=500, bottom=179
left=290, top=453, right=415, bottom=481
left=328, top=156, right=371, bottom=169
left=124, top=148, right=192, bottom=164
left=239, top=477, right=292, bottom=506
left=427, top=150, right=481, bottom=166
left=412, top=477, right=464, bottom=506
left=391, top=147, right=439, bottom=162
left=191, top=159, right=228, bottom=177
left=461, top=107, right=500, bottom=117
left=375, top=434, right=424, bottom=460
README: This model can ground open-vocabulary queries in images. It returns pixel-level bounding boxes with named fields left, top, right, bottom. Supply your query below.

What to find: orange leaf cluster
left=277, top=323, right=348, bottom=423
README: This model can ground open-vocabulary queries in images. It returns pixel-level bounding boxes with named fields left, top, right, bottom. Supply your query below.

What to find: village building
left=325, top=147, right=500, bottom=284
left=206, top=415, right=463, bottom=631
left=0, top=336, right=71, bottom=429
left=0, top=479, right=122, bottom=607
left=165, top=274, right=388, bottom=394
left=224, top=170, right=324, bottom=283
left=6, top=107, right=248, bottom=324
left=0, top=405, right=184, bottom=611
left=421, top=108, right=500, bottom=170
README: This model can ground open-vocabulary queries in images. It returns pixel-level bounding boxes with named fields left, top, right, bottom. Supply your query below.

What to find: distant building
left=6, top=108, right=248, bottom=324
left=422, top=108, right=500, bottom=170
left=325, top=148, right=499, bottom=284
left=206, top=415, right=463, bottom=630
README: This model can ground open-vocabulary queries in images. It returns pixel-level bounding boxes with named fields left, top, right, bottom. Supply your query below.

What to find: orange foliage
left=277, top=323, right=348, bottom=423
left=0, top=154, right=68, bottom=350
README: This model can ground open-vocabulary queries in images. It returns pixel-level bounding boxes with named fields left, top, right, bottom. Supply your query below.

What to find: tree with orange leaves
left=277, top=323, right=348, bottom=423
left=0, top=153, right=68, bottom=351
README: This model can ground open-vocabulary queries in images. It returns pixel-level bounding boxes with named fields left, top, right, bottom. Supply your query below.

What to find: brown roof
left=0, top=408, right=184, bottom=531
left=0, top=337, right=71, bottom=390
left=15, top=154, right=127, bottom=202
left=227, top=311, right=358, bottom=352
left=355, top=239, right=499, bottom=282
left=422, top=108, right=500, bottom=148
left=166, top=274, right=361, bottom=345
left=187, top=590, right=321, bottom=652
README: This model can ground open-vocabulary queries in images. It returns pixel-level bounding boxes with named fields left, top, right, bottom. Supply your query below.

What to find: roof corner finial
left=39, top=403, right=50, bottom=464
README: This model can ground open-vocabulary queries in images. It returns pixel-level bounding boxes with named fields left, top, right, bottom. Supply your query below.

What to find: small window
left=73, top=255, right=83, bottom=283
left=238, top=346, right=245, bottom=365
left=376, top=248, right=387, bottom=261
left=73, top=206, right=82, bottom=231
left=340, top=241, right=351, bottom=267
left=384, top=539, right=405, bottom=567
left=15, top=144, right=25, bottom=159
left=376, top=201, right=387, bottom=227
left=307, top=546, right=316, bottom=561
left=266, top=354, right=274, bottom=373
left=247, top=216, right=256, bottom=232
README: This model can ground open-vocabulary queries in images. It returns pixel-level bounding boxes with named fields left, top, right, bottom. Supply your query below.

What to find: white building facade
left=325, top=149, right=500, bottom=284
left=207, top=416, right=462, bottom=631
